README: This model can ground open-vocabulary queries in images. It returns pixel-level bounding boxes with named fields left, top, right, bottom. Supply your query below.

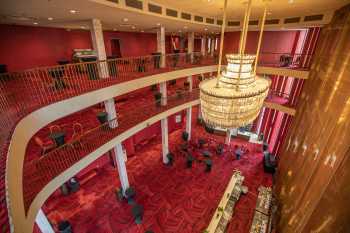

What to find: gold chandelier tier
left=200, top=54, right=270, bottom=129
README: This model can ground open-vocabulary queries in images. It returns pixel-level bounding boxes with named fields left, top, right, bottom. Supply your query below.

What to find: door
left=111, top=39, right=122, bottom=58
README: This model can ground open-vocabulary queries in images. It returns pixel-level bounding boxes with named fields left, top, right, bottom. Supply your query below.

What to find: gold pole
left=237, top=0, right=252, bottom=90
left=241, top=0, right=252, bottom=55
left=215, top=0, right=228, bottom=87
left=238, top=4, right=249, bottom=55
left=254, top=5, right=267, bottom=74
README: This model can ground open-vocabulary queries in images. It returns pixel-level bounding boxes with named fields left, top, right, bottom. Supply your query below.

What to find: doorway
left=110, top=39, right=122, bottom=58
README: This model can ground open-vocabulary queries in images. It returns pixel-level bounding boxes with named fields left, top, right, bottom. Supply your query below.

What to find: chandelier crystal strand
left=200, top=0, right=271, bottom=129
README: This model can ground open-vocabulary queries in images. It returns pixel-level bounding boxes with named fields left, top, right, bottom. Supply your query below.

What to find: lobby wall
left=0, top=24, right=306, bottom=72
left=0, top=24, right=158, bottom=71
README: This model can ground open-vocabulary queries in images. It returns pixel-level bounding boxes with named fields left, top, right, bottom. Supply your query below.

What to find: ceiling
left=151, top=0, right=349, bottom=19
left=0, top=0, right=349, bottom=34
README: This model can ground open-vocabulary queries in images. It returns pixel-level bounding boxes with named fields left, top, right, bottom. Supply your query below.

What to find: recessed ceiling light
left=80, top=26, right=86, bottom=29
left=204, top=28, right=208, bottom=31
left=131, top=25, right=136, bottom=29
left=113, top=28, right=117, bottom=31
left=33, top=22, right=38, bottom=25
left=288, top=0, right=294, bottom=3
left=156, top=23, right=161, bottom=26
left=123, top=18, right=129, bottom=22
left=69, top=10, right=77, bottom=14
left=48, top=17, right=53, bottom=21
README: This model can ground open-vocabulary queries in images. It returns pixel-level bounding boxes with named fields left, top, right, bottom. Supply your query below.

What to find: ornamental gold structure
left=200, top=0, right=271, bottom=129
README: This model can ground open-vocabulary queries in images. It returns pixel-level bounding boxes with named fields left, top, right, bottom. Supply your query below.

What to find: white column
left=104, top=99, right=118, bottom=128
left=90, top=18, right=106, bottom=61
left=225, top=129, right=233, bottom=145
left=198, top=105, right=203, bottom=120
left=188, top=31, right=195, bottom=62
left=157, top=26, right=166, bottom=67
left=186, top=107, right=192, bottom=141
left=187, top=75, right=193, bottom=91
left=35, top=209, right=54, bottom=233
left=114, top=142, right=129, bottom=193
left=201, top=35, right=206, bottom=56
left=90, top=18, right=118, bottom=126
left=256, top=107, right=266, bottom=135
left=159, top=81, right=167, bottom=106
left=161, top=118, right=169, bottom=163
left=210, top=37, right=215, bottom=56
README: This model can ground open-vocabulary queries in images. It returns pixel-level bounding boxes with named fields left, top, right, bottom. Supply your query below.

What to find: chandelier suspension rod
left=237, top=0, right=253, bottom=90
left=254, top=5, right=267, bottom=74
left=215, top=0, right=228, bottom=87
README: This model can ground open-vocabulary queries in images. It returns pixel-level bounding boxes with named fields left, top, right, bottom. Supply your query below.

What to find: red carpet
left=42, top=109, right=272, bottom=233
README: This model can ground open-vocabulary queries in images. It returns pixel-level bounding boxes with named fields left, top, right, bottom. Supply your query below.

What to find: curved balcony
left=0, top=52, right=310, bottom=233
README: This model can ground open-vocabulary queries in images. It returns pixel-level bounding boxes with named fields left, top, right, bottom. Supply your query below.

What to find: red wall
left=0, top=24, right=158, bottom=71
left=103, top=30, right=157, bottom=57
left=223, top=30, right=300, bottom=55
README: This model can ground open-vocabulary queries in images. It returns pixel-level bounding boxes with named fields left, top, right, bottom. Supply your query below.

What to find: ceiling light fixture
left=288, top=0, right=294, bottom=3
left=141, top=30, right=144, bottom=32
left=48, top=17, right=53, bottom=21
left=131, top=25, right=136, bottom=29
left=113, top=28, right=117, bottom=31
left=80, top=26, right=86, bottom=29
left=123, top=18, right=129, bottom=22
left=199, top=0, right=270, bottom=129
left=69, top=10, right=77, bottom=14
left=204, top=28, right=208, bottom=31
left=156, top=23, right=161, bottom=26
left=33, top=22, right=38, bottom=25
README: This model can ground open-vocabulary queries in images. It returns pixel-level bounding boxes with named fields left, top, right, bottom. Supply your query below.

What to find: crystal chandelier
left=200, top=0, right=271, bottom=129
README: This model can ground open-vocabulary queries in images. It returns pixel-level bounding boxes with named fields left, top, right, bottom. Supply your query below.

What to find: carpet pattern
left=43, top=109, right=272, bottom=233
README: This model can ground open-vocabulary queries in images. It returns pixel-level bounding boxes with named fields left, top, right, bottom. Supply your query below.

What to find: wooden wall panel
left=275, top=4, right=350, bottom=233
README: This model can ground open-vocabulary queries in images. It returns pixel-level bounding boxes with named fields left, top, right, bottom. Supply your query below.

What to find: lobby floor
left=42, top=115, right=272, bottom=233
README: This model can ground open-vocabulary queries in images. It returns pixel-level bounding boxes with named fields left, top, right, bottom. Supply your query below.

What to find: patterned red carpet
left=42, top=113, right=272, bottom=233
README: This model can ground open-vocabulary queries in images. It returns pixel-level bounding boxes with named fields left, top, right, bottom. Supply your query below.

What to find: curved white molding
left=6, top=65, right=216, bottom=233
left=26, top=99, right=199, bottom=232
left=6, top=65, right=304, bottom=233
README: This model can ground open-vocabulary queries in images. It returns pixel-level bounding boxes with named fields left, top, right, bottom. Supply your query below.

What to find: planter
left=182, top=131, right=189, bottom=141
left=154, top=92, right=162, bottom=107
left=166, top=152, right=174, bottom=166
left=58, top=221, right=72, bottom=233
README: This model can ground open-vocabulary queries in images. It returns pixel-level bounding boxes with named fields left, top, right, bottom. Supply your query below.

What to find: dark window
left=166, top=8, right=178, bottom=17
left=284, top=17, right=301, bottom=24
left=181, top=12, right=191, bottom=20
left=194, top=16, right=204, bottom=22
left=304, top=14, right=324, bottom=22
left=148, top=3, right=162, bottom=14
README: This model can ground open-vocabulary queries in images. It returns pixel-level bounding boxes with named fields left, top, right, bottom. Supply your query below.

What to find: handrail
left=22, top=88, right=200, bottom=212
